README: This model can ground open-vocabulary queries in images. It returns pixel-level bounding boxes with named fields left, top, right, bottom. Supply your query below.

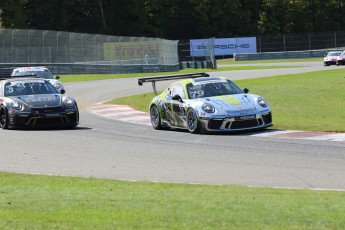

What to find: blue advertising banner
left=190, top=37, right=257, bottom=56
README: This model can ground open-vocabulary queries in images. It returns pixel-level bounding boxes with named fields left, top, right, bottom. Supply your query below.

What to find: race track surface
left=1, top=62, right=345, bottom=190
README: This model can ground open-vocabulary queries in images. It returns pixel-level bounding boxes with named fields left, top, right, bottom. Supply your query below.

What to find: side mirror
left=242, top=88, right=249, bottom=94
left=171, top=94, right=183, bottom=103
left=60, top=89, right=66, bottom=94
left=55, top=75, right=60, bottom=80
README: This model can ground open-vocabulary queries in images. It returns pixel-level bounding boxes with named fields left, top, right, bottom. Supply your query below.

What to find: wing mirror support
left=171, top=94, right=183, bottom=103
left=60, top=89, right=66, bottom=94
left=55, top=75, right=60, bottom=80
left=242, top=88, right=249, bottom=94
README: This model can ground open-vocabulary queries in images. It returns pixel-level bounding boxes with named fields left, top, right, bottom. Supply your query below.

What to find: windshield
left=12, top=69, right=53, bottom=79
left=328, top=52, right=340, bottom=56
left=186, top=79, right=243, bottom=99
left=4, top=80, right=58, bottom=96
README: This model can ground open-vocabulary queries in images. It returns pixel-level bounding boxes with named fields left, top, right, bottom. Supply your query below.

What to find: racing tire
left=150, top=105, right=162, bottom=130
left=187, top=109, right=200, bottom=134
left=0, top=106, right=9, bottom=129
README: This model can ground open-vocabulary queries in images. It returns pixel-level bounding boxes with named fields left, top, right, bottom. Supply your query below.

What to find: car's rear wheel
left=150, top=105, right=162, bottom=130
left=187, top=109, right=200, bottom=134
left=0, top=106, right=9, bottom=129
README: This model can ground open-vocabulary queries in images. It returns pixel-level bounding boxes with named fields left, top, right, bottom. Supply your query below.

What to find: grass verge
left=1, top=172, right=344, bottom=229
left=108, top=69, right=345, bottom=132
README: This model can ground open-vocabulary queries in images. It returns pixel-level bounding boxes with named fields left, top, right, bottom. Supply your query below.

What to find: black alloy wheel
left=0, top=106, right=9, bottom=129
left=187, top=109, right=200, bottom=134
left=150, top=105, right=162, bottom=130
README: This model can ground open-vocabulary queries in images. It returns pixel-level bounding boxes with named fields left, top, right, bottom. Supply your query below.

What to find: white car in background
left=10, top=67, right=65, bottom=92
left=323, top=51, right=341, bottom=66
left=336, top=51, right=345, bottom=66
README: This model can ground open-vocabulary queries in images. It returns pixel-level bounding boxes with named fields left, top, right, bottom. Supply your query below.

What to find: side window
left=171, top=84, right=186, bottom=99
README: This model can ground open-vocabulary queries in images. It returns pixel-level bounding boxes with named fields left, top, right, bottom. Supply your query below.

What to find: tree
left=0, top=0, right=27, bottom=28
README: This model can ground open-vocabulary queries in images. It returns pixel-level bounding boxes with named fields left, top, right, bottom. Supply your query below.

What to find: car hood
left=196, top=94, right=258, bottom=112
left=12, top=94, right=62, bottom=108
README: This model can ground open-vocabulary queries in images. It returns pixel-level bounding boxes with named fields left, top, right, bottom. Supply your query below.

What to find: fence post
left=56, top=31, right=62, bottom=63
left=11, top=29, right=17, bottom=64
left=28, top=30, right=32, bottom=63
left=43, top=31, right=48, bottom=63
left=82, top=34, right=86, bottom=63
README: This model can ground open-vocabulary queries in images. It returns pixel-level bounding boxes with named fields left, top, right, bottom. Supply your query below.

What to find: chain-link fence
left=257, top=31, right=345, bottom=52
left=0, top=28, right=179, bottom=74
left=178, top=31, right=345, bottom=61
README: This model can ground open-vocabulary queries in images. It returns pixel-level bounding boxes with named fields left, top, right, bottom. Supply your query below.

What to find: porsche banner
left=190, top=37, right=257, bottom=57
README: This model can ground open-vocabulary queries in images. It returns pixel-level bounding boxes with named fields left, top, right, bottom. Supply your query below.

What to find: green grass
left=59, top=65, right=300, bottom=83
left=1, top=172, right=345, bottom=229
left=108, top=69, right=345, bottom=132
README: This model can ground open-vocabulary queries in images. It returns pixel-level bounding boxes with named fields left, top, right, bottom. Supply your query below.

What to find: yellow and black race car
left=0, top=77, right=79, bottom=129
left=139, top=73, right=272, bottom=134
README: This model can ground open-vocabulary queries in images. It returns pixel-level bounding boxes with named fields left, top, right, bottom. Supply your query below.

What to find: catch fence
left=0, top=29, right=179, bottom=74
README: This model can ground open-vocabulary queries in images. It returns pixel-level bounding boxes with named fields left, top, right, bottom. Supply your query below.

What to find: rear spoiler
left=138, top=72, right=209, bottom=95
left=0, top=75, right=39, bottom=81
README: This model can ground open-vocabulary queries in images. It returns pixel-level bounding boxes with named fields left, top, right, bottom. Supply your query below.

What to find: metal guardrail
left=0, top=63, right=180, bottom=76
left=233, top=49, right=336, bottom=61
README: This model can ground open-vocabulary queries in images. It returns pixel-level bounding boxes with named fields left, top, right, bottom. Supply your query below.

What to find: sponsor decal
left=192, top=79, right=226, bottom=85
left=216, top=95, right=241, bottom=108
left=24, top=96, right=57, bottom=103
left=236, top=115, right=256, bottom=121
left=19, top=67, right=44, bottom=72
left=190, top=37, right=257, bottom=56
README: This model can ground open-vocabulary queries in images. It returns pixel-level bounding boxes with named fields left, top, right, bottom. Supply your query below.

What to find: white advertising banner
left=190, top=37, right=257, bottom=56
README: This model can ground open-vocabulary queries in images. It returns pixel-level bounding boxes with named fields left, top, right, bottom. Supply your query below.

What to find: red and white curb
left=90, top=103, right=345, bottom=142
left=90, top=103, right=151, bottom=126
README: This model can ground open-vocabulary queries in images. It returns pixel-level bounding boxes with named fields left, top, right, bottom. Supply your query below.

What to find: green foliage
left=2, top=1, right=345, bottom=39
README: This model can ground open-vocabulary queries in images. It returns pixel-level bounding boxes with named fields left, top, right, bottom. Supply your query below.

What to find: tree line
left=1, top=0, right=345, bottom=40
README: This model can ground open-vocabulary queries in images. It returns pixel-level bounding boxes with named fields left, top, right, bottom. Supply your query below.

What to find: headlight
left=257, top=97, right=268, bottom=108
left=202, top=103, right=215, bottom=113
left=64, top=97, right=75, bottom=107
left=10, top=100, right=23, bottom=110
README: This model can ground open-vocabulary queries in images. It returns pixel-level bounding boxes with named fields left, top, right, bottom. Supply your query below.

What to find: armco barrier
left=0, top=63, right=180, bottom=76
left=233, top=50, right=335, bottom=61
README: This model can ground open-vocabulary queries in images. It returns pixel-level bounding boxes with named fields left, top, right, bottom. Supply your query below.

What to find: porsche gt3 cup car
left=0, top=77, right=79, bottom=129
left=324, top=51, right=341, bottom=66
left=11, top=66, right=65, bottom=91
left=138, top=73, right=272, bottom=134
left=336, top=50, right=345, bottom=65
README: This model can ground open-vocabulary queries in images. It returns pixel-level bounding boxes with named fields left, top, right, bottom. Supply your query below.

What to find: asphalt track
left=1, top=62, right=345, bottom=190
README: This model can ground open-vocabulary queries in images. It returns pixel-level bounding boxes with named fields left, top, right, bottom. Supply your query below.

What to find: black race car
left=0, top=77, right=79, bottom=129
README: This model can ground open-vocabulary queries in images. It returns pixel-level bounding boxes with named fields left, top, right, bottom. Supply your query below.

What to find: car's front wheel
left=187, top=109, right=200, bottom=134
left=0, top=106, right=9, bottom=129
left=150, top=105, right=162, bottom=130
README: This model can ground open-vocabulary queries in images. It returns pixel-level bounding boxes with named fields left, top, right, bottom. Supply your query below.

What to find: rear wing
left=138, top=72, right=209, bottom=95
left=0, top=74, right=39, bottom=81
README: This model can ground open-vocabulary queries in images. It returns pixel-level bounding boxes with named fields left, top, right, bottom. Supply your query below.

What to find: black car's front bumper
left=7, top=107, right=79, bottom=129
